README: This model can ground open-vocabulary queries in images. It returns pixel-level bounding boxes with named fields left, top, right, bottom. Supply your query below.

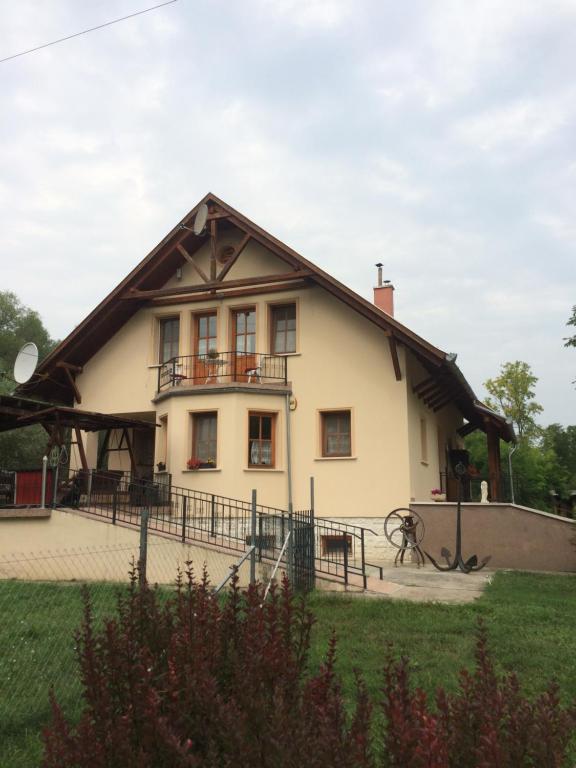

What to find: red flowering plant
left=186, top=457, right=202, bottom=470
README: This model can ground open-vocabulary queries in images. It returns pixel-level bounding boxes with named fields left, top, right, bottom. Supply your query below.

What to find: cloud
left=256, top=0, right=354, bottom=29
left=453, top=98, right=571, bottom=154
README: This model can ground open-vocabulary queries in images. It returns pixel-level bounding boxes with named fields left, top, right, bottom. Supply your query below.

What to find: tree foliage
left=484, top=361, right=543, bottom=442
left=466, top=361, right=575, bottom=512
left=564, top=305, right=576, bottom=348
left=0, top=291, right=57, bottom=468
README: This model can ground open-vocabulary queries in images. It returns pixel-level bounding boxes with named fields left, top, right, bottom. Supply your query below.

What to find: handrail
left=262, top=531, right=291, bottom=603
left=213, top=546, right=256, bottom=595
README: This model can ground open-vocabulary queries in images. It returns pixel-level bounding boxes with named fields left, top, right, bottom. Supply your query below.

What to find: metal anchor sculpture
left=425, top=462, right=490, bottom=574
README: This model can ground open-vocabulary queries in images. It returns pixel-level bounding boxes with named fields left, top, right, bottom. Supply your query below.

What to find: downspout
left=285, top=392, right=294, bottom=583
left=508, top=441, right=518, bottom=505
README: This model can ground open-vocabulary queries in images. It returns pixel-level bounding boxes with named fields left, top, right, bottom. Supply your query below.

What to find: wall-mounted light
left=176, top=267, right=182, bottom=280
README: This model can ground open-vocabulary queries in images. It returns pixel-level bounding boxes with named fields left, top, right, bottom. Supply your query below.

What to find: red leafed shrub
left=380, top=623, right=576, bottom=767
left=42, top=571, right=576, bottom=768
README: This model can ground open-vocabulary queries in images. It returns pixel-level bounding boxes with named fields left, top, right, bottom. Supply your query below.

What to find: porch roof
left=0, top=395, right=157, bottom=433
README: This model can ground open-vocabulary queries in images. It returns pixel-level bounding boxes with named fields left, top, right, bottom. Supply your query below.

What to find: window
left=195, top=312, right=217, bottom=356
left=248, top=412, right=276, bottom=467
left=270, top=304, right=296, bottom=354
left=192, top=412, right=217, bottom=468
left=321, top=410, right=351, bottom=457
left=159, top=317, right=180, bottom=363
left=233, top=308, right=256, bottom=353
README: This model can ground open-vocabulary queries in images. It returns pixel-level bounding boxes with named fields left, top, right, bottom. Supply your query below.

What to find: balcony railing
left=157, top=351, right=288, bottom=392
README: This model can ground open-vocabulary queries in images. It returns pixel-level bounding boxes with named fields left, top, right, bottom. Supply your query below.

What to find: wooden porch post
left=74, top=424, right=89, bottom=472
left=123, top=428, right=138, bottom=477
left=486, top=425, right=502, bottom=502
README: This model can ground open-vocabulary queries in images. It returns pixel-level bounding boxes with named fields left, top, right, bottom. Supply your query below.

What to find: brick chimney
left=373, top=263, right=394, bottom=316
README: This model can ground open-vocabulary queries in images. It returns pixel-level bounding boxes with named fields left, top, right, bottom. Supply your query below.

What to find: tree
left=0, top=291, right=57, bottom=468
left=484, top=361, right=543, bottom=442
left=0, top=291, right=54, bottom=380
left=564, top=305, right=576, bottom=348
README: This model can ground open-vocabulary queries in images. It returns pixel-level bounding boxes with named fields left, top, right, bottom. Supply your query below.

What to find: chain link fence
left=0, top=540, right=252, bottom=768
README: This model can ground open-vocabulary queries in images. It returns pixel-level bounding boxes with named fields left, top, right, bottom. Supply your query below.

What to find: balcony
left=157, top=351, right=288, bottom=393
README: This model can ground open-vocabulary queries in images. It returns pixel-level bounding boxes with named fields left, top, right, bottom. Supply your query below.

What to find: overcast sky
left=1, top=0, right=575, bottom=425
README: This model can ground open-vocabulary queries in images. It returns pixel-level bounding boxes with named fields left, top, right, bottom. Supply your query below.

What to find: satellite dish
left=13, top=342, right=38, bottom=384
left=193, top=203, right=208, bottom=236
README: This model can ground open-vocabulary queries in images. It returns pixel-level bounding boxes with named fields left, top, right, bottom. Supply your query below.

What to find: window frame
left=191, top=411, right=218, bottom=469
left=231, top=306, right=257, bottom=354
left=269, top=302, right=297, bottom=355
left=158, top=316, right=180, bottom=363
left=194, top=311, right=218, bottom=357
left=320, top=409, right=352, bottom=458
left=247, top=411, right=277, bottom=469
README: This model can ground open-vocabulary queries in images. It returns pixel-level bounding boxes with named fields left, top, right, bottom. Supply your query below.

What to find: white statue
left=480, top=480, right=489, bottom=504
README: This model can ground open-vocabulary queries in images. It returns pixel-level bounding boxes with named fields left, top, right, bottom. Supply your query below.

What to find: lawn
left=1, top=571, right=575, bottom=767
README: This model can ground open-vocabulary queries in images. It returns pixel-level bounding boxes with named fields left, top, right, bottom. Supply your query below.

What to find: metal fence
left=0, top=464, right=371, bottom=590
left=0, top=540, right=251, bottom=768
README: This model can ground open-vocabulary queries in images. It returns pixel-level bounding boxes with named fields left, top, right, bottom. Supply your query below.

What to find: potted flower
left=187, top=457, right=202, bottom=470
left=430, top=488, right=446, bottom=502
left=156, top=461, right=166, bottom=472
left=206, top=348, right=219, bottom=360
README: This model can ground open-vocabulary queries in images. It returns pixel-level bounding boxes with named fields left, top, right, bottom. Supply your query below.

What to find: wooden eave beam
left=123, top=270, right=313, bottom=301
left=177, top=244, right=210, bottom=283
left=388, top=336, right=402, bottom=381
left=416, top=379, right=444, bottom=400
left=424, top=383, right=463, bottom=408
left=149, top=279, right=311, bottom=307
left=413, top=376, right=436, bottom=394
left=216, top=233, right=251, bottom=281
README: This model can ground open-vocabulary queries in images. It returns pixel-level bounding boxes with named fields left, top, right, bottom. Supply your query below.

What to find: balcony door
left=193, top=312, right=218, bottom=383
left=232, top=308, right=256, bottom=382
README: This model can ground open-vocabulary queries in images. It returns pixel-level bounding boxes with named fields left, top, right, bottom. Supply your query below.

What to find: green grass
left=308, top=571, right=576, bottom=704
left=1, top=571, right=575, bottom=767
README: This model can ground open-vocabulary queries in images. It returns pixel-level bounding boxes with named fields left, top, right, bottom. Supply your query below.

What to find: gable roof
left=18, top=193, right=514, bottom=442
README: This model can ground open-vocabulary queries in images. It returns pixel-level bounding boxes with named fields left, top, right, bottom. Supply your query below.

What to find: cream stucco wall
left=70, top=239, right=463, bottom=518
left=405, top=355, right=463, bottom=503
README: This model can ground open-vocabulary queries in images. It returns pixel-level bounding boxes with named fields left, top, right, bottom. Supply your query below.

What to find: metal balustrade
left=157, top=351, right=288, bottom=392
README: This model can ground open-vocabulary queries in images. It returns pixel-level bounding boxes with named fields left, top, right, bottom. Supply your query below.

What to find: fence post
left=52, top=463, right=59, bottom=509
left=40, top=455, right=48, bottom=508
left=258, top=515, right=263, bottom=562
left=86, top=468, right=93, bottom=509
left=250, top=490, right=257, bottom=585
left=309, top=476, right=316, bottom=590
left=360, top=527, right=367, bottom=590
left=342, top=532, right=349, bottom=586
left=112, top=487, right=117, bottom=525
left=181, top=495, right=187, bottom=542
left=210, top=494, right=216, bottom=537
left=139, top=507, right=149, bottom=587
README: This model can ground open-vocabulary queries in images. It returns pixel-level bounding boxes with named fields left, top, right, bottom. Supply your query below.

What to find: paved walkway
left=341, top=565, right=493, bottom=604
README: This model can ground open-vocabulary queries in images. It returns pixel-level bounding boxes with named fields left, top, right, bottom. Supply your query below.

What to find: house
left=21, top=193, right=513, bottom=524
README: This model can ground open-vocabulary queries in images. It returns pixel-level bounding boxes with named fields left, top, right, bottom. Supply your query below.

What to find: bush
left=42, top=571, right=576, bottom=768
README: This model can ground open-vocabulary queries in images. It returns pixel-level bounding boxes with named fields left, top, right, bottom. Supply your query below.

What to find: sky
left=1, top=0, right=575, bottom=425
